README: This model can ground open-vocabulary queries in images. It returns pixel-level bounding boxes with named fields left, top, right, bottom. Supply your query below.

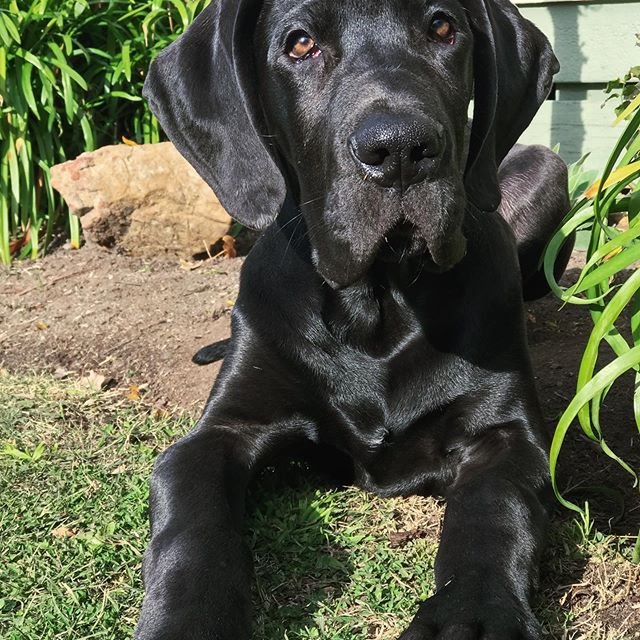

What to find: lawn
left=1, top=372, right=638, bottom=639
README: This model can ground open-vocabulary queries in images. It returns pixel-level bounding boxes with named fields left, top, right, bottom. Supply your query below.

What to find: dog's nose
left=349, top=114, right=443, bottom=191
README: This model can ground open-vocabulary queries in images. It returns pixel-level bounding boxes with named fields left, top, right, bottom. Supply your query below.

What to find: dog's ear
left=463, top=0, right=559, bottom=212
left=142, top=1, right=286, bottom=229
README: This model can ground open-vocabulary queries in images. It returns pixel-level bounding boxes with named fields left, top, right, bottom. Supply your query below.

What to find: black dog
left=137, top=0, right=571, bottom=638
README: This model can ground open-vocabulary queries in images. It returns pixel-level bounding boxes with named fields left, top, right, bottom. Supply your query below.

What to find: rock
left=50, top=142, right=232, bottom=258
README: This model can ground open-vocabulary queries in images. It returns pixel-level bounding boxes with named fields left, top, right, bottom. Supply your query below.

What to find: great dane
left=137, top=0, right=571, bottom=637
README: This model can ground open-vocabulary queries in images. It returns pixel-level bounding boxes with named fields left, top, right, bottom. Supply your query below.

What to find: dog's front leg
left=134, top=420, right=303, bottom=640
left=400, top=431, right=549, bottom=640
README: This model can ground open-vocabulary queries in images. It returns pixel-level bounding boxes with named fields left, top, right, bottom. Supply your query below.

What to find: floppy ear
left=142, top=0, right=286, bottom=229
left=463, top=0, right=559, bottom=212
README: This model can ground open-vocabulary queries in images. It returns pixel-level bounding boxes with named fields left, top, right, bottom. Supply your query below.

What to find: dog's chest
left=310, top=285, right=481, bottom=461
left=314, top=337, right=485, bottom=496
left=319, top=329, right=472, bottom=429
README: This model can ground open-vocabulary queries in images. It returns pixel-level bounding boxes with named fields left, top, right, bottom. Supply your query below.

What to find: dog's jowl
left=136, top=0, right=571, bottom=638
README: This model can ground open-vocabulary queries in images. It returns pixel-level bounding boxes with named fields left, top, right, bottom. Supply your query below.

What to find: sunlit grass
left=1, top=373, right=638, bottom=639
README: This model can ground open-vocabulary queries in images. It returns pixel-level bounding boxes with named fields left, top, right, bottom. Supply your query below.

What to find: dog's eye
left=429, top=15, right=455, bottom=43
left=286, top=31, right=321, bottom=61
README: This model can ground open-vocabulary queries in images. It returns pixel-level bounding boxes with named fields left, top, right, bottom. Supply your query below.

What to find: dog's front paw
left=398, top=581, right=541, bottom=640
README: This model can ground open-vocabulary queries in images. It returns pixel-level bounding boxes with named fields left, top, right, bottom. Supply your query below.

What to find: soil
left=0, top=245, right=240, bottom=413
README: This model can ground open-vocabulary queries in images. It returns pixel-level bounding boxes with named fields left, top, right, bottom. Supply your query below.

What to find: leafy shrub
left=544, top=77, right=640, bottom=558
left=604, top=37, right=640, bottom=119
left=0, top=0, right=211, bottom=264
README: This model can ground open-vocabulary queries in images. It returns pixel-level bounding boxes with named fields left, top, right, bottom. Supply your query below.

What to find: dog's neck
left=319, top=274, right=421, bottom=348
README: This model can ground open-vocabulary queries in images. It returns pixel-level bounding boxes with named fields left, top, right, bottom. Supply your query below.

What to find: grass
left=1, top=372, right=639, bottom=639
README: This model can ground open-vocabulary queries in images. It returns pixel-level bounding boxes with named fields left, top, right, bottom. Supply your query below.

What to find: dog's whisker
left=408, top=258, right=426, bottom=286
left=280, top=215, right=305, bottom=266
left=299, top=196, right=324, bottom=207
left=278, top=211, right=304, bottom=233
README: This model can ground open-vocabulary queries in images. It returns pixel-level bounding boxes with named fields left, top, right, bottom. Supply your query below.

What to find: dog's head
left=143, top=0, right=557, bottom=286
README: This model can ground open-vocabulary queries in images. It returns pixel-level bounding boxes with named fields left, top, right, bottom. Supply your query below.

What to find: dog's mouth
left=379, top=220, right=427, bottom=261
left=317, top=220, right=468, bottom=288
left=378, top=219, right=467, bottom=272
left=306, top=172, right=468, bottom=288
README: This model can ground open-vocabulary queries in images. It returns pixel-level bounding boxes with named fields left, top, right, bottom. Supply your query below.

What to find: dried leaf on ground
left=51, top=525, right=78, bottom=539
left=78, top=371, right=109, bottom=391
left=220, top=235, right=237, bottom=259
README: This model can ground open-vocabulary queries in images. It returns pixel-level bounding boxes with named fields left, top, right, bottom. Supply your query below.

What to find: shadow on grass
left=249, top=480, right=354, bottom=637
left=243, top=458, right=440, bottom=640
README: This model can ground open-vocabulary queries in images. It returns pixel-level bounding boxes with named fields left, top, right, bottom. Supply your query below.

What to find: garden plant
left=543, top=67, right=640, bottom=560
left=0, top=0, right=211, bottom=265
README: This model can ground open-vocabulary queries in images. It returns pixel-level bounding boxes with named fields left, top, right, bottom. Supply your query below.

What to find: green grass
left=1, top=373, right=639, bottom=639
left=0, top=373, right=437, bottom=640
left=0, top=375, right=186, bottom=638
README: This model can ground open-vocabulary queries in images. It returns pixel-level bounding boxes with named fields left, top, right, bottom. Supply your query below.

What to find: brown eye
left=286, top=31, right=321, bottom=61
left=430, top=16, right=455, bottom=43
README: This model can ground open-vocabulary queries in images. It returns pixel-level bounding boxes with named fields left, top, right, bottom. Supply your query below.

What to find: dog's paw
left=398, top=582, right=542, bottom=640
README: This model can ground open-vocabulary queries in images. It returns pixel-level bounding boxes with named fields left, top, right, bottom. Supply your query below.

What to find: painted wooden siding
left=514, top=0, right=639, bottom=169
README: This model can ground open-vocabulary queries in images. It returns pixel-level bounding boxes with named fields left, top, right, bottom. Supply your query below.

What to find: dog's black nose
left=349, top=114, right=443, bottom=191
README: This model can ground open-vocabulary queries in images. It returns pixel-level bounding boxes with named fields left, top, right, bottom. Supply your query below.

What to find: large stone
left=51, top=142, right=232, bottom=257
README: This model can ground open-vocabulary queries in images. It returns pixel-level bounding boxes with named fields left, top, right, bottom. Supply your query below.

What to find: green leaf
left=60, top=67, right=77, bottom=123
left=0, top=40, right=6, bottom=99
left=168, top=0, right=190, bottom=28
left=7, top=129, right=20, bottom=212
left=47, top=42, right=88, bottom=90
left=79, top=113, right=95, bottom=151
left=74, top=0, right=89, bottom=18
left=543, top=203, right=594, bottom=303
left=594, top=107, right=640, bottom=213
left=19, top=61, right=39, bottom=118
left=109, top=90, right=143, bottom=101
left=121, top=42, right=131, bottom=82
left=571, top=243, right=640, bottom=296
left=0, top=444, right=33, bottom=461
left=575, top=269, right=640, bottom=438
left=0, top=145, right=10, bottom=265
left=613, top=92, right=640, bottom=126
left=0, top=12, right=21, bottom=46
left=630, top=191, right=640, bottom=224
left=550, top=345, right=640, bottom=513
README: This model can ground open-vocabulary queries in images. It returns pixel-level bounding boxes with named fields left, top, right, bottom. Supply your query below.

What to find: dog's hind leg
left=497, top=144, right=573, bottom=300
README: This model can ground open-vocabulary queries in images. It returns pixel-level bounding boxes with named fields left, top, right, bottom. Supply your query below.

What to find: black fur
left=136, top=1, right=571, bottom=638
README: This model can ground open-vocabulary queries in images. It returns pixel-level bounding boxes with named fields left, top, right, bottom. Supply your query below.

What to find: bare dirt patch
left=0, top=245, right=241, bottom=412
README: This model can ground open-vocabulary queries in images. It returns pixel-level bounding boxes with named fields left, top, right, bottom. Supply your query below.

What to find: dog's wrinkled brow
left=265, top=0, right=332, bottom=28
left=263, top=0, right=467, bottom=42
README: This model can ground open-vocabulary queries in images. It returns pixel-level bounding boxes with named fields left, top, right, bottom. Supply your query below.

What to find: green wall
left=515, top=0, right=639, bottom=169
